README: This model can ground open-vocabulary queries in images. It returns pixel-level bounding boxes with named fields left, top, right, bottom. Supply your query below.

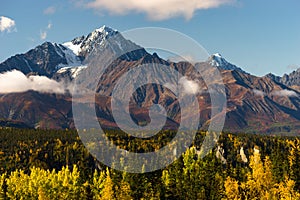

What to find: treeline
left=0, top=128, right=300, bottom=199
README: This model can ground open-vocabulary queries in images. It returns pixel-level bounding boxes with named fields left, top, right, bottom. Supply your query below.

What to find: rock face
left=0, top=42, right=71, bottom=77
left=281, top=69, right=300, bottom=87
left=265, top=69, right=300, bottom=92
left=0, top=25, right=299, bottom=135
left=0, top=26, right=120, bottom=79
left=222, top=70, right=300, bottom=134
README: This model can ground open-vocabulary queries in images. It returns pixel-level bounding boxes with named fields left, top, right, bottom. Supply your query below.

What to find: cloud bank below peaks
left=0, top=70, right=66, bottom=94
left=85, top=0, right=235, bottom=20
left=272, top=89, right=298, bottom=97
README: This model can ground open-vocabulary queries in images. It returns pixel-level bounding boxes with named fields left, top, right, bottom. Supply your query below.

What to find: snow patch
left=115, top=40, right=123, bottom=51
left=23, top=59, right=33, bottom=72
left=63, top=42, right=81, bottom=56
left=57, top=65, right=87, bottom=78
left=53, top=44, right=82, bottom=70
left=61, top=45, right=82, bottom=66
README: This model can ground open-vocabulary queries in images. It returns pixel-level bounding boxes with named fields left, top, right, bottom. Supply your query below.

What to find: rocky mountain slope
left=0, top=25, right=299, bottom=135
left=265, top=68, right=300, bottom=92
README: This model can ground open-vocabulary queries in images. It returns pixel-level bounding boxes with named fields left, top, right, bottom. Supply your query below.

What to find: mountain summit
left=209, top=53, right=248, bottom=74
left=0, top=25, right=125, bottom=79
left=63, top=25, right=118, bottom=57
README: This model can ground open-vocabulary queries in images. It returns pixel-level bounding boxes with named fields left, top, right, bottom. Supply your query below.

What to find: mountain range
left=0, top=25, right=299, bottom=135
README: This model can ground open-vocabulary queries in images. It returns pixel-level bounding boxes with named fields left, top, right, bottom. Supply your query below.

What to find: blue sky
left=0, top=0, right=299, bottom=76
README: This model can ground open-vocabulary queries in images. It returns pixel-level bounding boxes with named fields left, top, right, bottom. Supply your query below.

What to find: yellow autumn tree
left=101, top=169, right=115, bottom=200
left=275, top=176, right=300, bottom=200
left=6, top=165, right=83, bottom=200
left=224, top=176, right=240, bottom=200
left=115, top=180, right=133, bottom=200
left=225, top=148, right=300, bottom=200
left=239, top=149, right=274, bottom=199
left=0, top=173, right=6, bottom=199
left=91, top=170, right=106, bottom=199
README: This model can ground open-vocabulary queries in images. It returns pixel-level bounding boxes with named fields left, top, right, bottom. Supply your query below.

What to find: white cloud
left=253, top=89, right=265, bottom=97
left=272, top=89, right=298, bottom=97
left=179, top=76, right=199, bottom=95
left=44, top=6, right=56, bottom=15
left=40, top=30, right=47, bottom=40
left=0, top=70, right=65, bottom=94
left=0, top=16, right=16, bottom=32
left=40, top=22, right=52, bottom=40
left=47, top=22, right=52, bottom=29
left=85, top=0, right=235, bottom=20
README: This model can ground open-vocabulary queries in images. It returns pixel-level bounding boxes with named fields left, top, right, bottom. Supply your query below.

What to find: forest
left=0, top=128, right=300, bottom=199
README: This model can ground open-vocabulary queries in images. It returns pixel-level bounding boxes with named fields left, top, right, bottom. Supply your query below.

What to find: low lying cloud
left=163, top=77, right=200, bottom=95
left=0, top=70, right=65, bottom=94
left=253, top=89, right=265, bottom=97
left=0, top=16, right=16, bottom=32
left=85, top=0, right=235, bottom=20
left=272, top=89, right=298, bottom=97
left=179, top=76, right=199, bottom=95
left=44, top=6, right=56, bottom=15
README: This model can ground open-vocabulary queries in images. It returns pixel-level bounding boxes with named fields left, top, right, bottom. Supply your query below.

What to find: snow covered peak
left=87, top=25, right=117, bottom=42
left=95, top=25, right=118, bottom=36
left=213, top=53, right=222, bottom=58
left=209, top=53, right=248, bottom=74
left=62, top=25, right=119, bottom=56
left=210, top=53, right=228, bottom=67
